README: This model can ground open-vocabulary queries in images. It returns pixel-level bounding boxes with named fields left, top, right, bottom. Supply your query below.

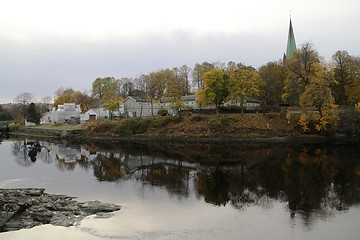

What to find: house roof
left=182, top=95, right=197, bottom=101
left=125, top=96, right=149, bottom=102
left=245, top=97, right=261, bottom=103
left=86, top=109, right=97, bottom=115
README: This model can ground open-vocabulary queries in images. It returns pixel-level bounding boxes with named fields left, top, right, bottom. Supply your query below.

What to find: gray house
left=123, top=96, right=165, bottom=117
left=123, top=95, right=203, bottom=117
left=123, top=95, right=260, bottom=117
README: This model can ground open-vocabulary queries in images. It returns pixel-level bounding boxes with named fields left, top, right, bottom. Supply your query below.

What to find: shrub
left=298, top=114, right=310, bottom=133
left=157, top=108, right=169, bottom=116
left=8, top=122, right=20, bottom=131
left=115, top=118, right=152, bottom=135
left=356, top=102, right=360, bottom=111
left=190, top=115, right=206, bottom=122
left=151, top=116, right=181, bottom=128
left=338, top=109, right=360, bottom=137
left=86, top=120, right=117, bottom=133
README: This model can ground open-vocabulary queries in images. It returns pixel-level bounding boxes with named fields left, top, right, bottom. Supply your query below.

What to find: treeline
left=51, top=42, right=360, bottom=111
left=5, top=42, right=360, bottom=129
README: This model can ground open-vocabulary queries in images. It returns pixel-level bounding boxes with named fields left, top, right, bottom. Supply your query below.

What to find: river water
left=0, top=137, right=359, bottom=240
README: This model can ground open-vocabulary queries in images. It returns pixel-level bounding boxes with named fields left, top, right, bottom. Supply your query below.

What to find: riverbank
left=9, top=113, right=359, bottom=143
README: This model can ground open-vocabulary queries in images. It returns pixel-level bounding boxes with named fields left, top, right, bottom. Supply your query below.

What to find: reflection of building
left=41, top=142, right=84, bottom=163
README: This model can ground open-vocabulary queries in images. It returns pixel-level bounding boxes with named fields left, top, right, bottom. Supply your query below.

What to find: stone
left=0, top=188, right=121, bottom=233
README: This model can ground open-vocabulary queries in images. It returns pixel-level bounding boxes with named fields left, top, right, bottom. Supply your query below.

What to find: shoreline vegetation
left=8, top=112, right=360, bottom=143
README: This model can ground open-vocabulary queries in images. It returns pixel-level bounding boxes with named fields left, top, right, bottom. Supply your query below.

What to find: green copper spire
left=285, top=18, right=297, bottom=59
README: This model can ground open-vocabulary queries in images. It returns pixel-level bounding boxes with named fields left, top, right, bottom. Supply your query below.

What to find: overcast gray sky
left=1, top=0, right=359, bottom=103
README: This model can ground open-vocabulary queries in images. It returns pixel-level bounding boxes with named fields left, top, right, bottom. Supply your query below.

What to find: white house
left=224, top=97, right=261, bottom=111
left=41, top=103, right=81, bottom=124
left=80, top=107, right=124, bottom=122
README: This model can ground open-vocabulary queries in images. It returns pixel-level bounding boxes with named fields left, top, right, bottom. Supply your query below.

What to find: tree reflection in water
left=12, top=139, right=50, bottom=166
left=11, top=139, right=360, bottom=223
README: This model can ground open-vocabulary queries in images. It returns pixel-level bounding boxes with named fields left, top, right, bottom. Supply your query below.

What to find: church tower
left=284, top=18, right=297, bottom=60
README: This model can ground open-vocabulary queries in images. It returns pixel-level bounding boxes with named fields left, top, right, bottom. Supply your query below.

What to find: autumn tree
left=165, top=75, right=184, bottom=115
left=259, top=61, right=287, bottom=108
left=331, top=51, right=352, bottom=105
left=53, top=88, right=92, bottom=112
left=26, top=102, right=41, bottom=124
left=92, top=77, right=117, bottom=100
left=283, top=42, right=320, bottom=105
left=331, top=51, right=360, bottom=105
left=0, top=105, right=13, bottom=121
left=227, top=65, right=264, bottom=113
left=300, top=63, right=338, bottom=132
left=105, top=95, right=124, bottom=118
left=13, top=92, right=36, bottom=122
left=192, top=62, right=214, bottom=90
left=179, top=65, right=192, bottom=95
left=196, top=69, right=229, bottom=114
left=120, top=77, right=135, bottom=98
left=14, top=92, right=35, bottom=105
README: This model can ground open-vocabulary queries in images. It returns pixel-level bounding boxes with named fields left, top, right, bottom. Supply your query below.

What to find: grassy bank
left=85, top=113, right=300, bottom=139
left=11, top=111, right=360, bottom=141
left=30, top=123, right=85, bottom=131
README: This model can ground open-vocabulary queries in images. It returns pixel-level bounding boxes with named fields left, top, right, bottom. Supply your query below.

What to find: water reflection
left=10, top=139, right=360, bottom=225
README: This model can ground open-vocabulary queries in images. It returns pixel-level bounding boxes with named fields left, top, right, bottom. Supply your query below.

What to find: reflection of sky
left=1, top=139, right=360, bottom=240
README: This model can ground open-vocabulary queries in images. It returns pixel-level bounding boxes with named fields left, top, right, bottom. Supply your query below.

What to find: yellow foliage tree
left=300, top=63, right=338, bottom=133
left=298, top=114, right=310, bottom=133
left=53, top=88, right=91, bottom=112
left=196, top=69, right=229, bottom=114
left=227, top=66, right=264, bottom=113
left=356, top=102, right=360, bottom=110
left=104, top=94, right=124, bottom=119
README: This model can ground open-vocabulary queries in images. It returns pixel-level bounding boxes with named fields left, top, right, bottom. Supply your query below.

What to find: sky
left=1, top=0, right=359, bottom=103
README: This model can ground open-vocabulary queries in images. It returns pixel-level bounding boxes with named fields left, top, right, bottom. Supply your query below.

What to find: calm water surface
left=0, top=137, right=359, bottom=240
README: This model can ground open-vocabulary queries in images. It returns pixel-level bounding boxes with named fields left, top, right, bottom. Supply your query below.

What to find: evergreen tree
left=27, top=102, right=41, bottom=124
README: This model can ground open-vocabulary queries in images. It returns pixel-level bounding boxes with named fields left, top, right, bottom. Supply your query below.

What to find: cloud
left=1, top=0, right=360, bottom=103
left=0, top=30, right=285, bottom=102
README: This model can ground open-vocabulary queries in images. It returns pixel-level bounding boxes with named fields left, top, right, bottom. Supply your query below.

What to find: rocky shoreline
left=0, top=188, right=121, bottom=233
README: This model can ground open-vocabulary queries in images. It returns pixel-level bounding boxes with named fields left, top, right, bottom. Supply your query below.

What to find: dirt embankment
left=144, top=113, right=300, bottom=139
left=12, top=113, right=345, bottom=142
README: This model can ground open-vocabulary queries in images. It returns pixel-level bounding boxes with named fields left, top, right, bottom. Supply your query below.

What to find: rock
left=0, top=188, right=121, bottom=233
left=78, top=200, right=121, bottom=214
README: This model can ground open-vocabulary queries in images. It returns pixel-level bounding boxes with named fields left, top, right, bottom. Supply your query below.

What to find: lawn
left=30, top=123, right=85, bottom=131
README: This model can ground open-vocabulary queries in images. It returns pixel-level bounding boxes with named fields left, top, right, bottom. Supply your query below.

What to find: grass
left=30, top=123, right=84, bottom=131
left=86, top=116, right=182, bottom=136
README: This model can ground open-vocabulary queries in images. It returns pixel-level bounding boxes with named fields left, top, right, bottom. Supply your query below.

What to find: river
left=0, top=137, right=359, bottom=240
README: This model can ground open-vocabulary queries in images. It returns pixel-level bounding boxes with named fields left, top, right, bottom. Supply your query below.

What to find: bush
left=190, top=115, right=206, bottom=122
left=8, top=122, right=20, bottom=131
left=338, top=109, right=360, bottom=137
left=87, top=120, right=117, bottom=133
left=157, top=108, right=169, bottom=116
left=115, top=118, right=152, bottom=135
left=86, top=116, right=183, bottom=136
left=151, top=116, right=181, bottom=128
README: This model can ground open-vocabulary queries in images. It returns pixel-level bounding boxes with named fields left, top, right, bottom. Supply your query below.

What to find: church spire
left=285, top=18, right=297, bottom=59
